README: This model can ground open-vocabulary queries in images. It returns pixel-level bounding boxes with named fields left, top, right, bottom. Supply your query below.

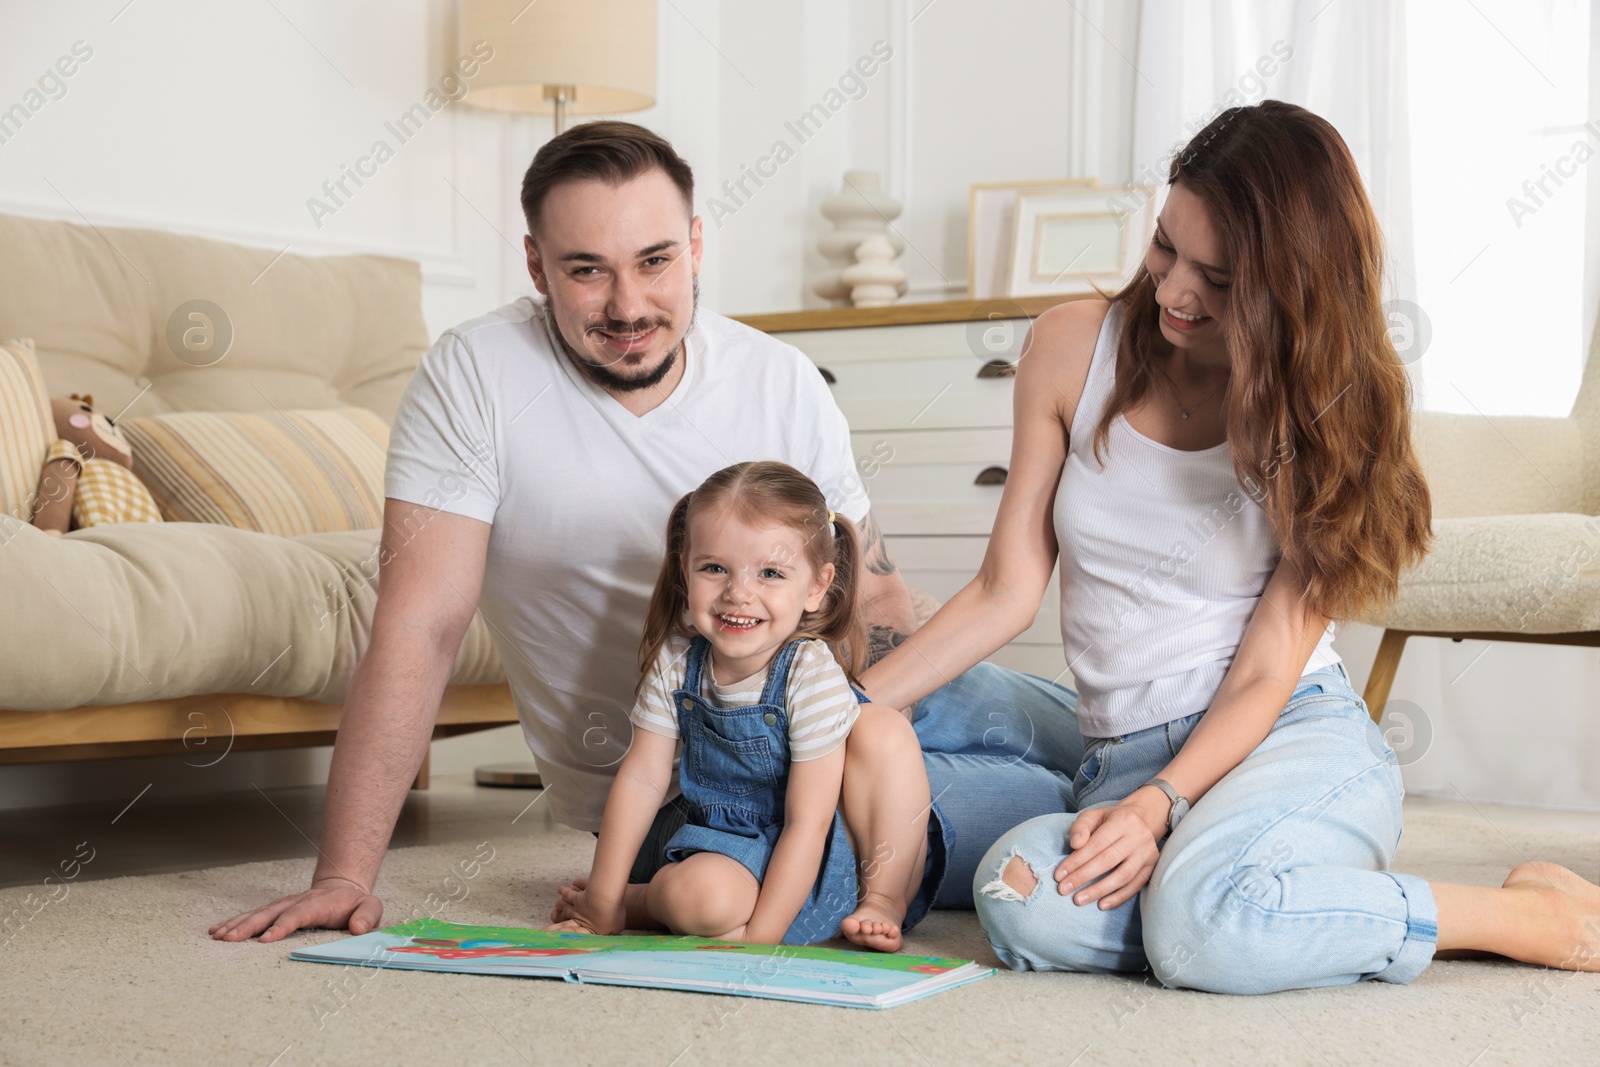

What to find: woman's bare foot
left=1501, top=861, right=1600, bottom=970
left=840, top=892, right=905, bottom=952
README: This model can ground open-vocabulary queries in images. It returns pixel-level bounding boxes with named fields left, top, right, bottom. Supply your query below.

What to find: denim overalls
left=663, top=635, right=927, bottom=945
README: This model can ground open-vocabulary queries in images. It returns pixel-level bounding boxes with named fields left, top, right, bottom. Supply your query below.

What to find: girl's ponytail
left=795, top=510, right=868, bottom=688
left=637, top=491, right=694, bottom=696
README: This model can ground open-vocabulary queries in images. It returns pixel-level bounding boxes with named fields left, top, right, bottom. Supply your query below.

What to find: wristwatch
left=1142, top=777, right=1191, bottom=836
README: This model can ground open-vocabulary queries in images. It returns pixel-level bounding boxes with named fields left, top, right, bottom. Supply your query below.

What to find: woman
left=860, top=100, right=1600, bottom=992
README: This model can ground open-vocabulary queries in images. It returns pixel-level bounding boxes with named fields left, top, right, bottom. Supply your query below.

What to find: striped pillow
left=0, top=338, right=54, bottom=521
left=123, top=407, right=390, bottom=536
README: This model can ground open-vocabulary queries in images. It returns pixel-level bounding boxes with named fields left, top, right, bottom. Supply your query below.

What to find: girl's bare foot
left=1501, top=861, right=1600, bottom=971
left=840, top=892, right=905, bottom=952
left=620, top=884, right=660, bottom=930
left=550, top=879, right=664, bottom=932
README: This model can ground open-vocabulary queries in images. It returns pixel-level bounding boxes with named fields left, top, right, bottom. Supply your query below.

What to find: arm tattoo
left=858, top=510, right=898, bottom=577
left=866, top=624, right=909, bottom=666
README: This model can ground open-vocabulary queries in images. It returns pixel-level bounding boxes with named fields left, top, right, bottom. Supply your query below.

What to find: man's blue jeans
left=909, top=661, right=1083, bottom=908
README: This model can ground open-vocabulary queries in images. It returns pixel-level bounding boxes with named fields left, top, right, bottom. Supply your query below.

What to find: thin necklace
left=1157, top=362, right=1227, bottom=419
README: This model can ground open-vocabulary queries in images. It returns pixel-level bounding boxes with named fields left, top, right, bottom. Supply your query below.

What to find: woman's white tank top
left=1054, top=303, right=1340, bottom=738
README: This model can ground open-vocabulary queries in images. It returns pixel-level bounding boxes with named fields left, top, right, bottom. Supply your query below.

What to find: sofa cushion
left=0, top=212, right=428, bottom=424
left=123, top=407, right=388, bottom=536
left=0, top=338, right=54, bottom=520
left=0, top=518, right=504, bottom=710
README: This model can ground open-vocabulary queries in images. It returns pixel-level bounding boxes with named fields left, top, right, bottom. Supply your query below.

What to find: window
left=1405, top=0, right=1593, bottom=416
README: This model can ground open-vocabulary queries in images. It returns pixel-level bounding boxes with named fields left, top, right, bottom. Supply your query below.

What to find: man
left=210, top=122, right=1081, bottom=945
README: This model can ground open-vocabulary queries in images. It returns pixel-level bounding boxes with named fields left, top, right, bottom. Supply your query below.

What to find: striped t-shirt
left=630, top=634, right=859, bottom=761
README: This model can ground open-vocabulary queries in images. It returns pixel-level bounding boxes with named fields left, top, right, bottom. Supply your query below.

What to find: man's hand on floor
left=208, top=877, right=382, bottom=942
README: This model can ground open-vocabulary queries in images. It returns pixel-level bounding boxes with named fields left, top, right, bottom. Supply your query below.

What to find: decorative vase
left=812, top=170, right=907, bottom=305
left=841, top=235, right=906, bottom=308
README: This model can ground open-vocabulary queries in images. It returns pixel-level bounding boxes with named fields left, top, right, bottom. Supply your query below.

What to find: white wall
left=0, top=0, right=1141, bottom=324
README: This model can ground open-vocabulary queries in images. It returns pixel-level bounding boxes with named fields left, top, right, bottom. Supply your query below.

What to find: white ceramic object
left=841, top=234, right=905, bottom=308
left=812, top=170, right=907, bottom=305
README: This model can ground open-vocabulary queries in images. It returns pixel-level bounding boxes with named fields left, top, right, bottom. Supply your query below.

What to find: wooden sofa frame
left=0, top=684, right=517, bottom=789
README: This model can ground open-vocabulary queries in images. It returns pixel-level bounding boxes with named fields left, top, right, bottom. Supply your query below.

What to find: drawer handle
left=977, top=360, right=1017, bottom=379
left=817, top=365, right=837, bottom=384
left=975, top=466, right=1008, bottom=486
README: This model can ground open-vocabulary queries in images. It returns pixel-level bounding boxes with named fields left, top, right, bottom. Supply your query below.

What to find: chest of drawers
left=740, top=297, right=1083, bottom=686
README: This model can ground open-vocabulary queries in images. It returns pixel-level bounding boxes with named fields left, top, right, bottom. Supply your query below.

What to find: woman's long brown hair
left=637, top=461, right=868, bottom=695
left=1097, top=99, right=1431, bottom=620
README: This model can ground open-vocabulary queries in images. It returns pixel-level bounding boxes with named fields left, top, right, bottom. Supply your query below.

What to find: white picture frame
left=967, top=179, right=1097, bottom=300
left=1004, top=184, right=1159, bottom=298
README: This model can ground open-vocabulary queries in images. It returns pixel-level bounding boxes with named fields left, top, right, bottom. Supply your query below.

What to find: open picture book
left=289, top=918, right=994, bottom=1009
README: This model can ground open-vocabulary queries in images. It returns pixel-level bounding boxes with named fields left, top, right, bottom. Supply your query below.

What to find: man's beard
left=541, top=277, right=699, bottom=394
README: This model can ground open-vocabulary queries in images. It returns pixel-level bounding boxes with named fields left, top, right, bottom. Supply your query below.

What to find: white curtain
left=1130, top=0, right=1416, bottom=308
left=1586, top=2, right=1600, bottom=356
left=1404, top=0, right=1593, bottom=418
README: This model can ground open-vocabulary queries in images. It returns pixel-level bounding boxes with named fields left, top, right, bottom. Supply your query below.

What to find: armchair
left=1359, top=312, right=1600, bottom=721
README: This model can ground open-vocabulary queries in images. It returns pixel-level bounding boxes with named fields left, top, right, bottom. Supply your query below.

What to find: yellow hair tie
left=827, top=509, right=836, bottom=526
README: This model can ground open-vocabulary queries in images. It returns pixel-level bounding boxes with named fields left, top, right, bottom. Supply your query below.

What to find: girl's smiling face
left=684, top=506, right=833, bottom=686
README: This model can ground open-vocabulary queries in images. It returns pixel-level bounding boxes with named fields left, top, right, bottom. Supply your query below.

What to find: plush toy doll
left=29, top=393, right=162, bottom=536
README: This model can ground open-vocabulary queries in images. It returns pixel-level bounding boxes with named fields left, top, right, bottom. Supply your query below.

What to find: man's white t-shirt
left=384, top=297, right=871, bottom=831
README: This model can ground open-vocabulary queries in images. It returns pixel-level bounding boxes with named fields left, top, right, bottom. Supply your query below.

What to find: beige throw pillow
left=123, top=407, right=390, bottom=537
left=0, top=338, right=55, bottom=521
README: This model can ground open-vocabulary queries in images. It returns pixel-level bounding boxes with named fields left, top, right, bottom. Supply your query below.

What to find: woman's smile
left=1162, top=306, right=1213, bottom=331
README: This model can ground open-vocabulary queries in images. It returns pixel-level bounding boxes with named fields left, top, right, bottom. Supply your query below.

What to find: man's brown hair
left=519, top=120, right=695, bottom=242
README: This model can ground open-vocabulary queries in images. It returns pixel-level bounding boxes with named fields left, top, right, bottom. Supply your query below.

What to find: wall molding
left=887, top=0, right=956, bottom=299
left=0, top=193, right=479, bottom=288
left=1066, top=0, right=1105, bottom=178
left=4, top=106, right=488, bottom=289
left=885, top=0, right=914, bottom=219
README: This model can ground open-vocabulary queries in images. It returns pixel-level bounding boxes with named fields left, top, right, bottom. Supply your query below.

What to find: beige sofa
left=0, top=212, right=512, bottom=778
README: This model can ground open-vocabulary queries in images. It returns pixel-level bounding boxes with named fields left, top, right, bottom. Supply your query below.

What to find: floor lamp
left=458, top=0, right=657, bottom=135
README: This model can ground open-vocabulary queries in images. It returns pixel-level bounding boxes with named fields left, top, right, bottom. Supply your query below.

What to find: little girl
left=548, top=461, right=932, bottom=950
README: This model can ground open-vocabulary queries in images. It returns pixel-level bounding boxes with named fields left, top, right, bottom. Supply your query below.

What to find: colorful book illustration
left=289, top=918, right=994, bottom=1009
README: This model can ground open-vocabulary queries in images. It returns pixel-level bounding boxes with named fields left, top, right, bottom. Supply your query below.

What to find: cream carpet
left=3, top=803, right=1597, bottom=1067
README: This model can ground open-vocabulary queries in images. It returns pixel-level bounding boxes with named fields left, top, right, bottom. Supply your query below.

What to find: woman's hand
left=545, top=877, right=624, bottom=936
left=1052, top=788, right=1170, bottom=909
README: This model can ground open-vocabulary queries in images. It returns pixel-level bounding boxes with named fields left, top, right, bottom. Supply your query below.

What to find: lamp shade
left=458, top=0, right=657, bottom=116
